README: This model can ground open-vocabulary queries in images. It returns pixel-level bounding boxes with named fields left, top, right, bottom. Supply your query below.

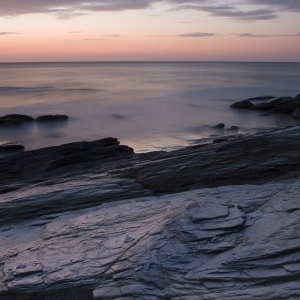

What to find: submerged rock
left=212, top=123, right=225, bottom=129
left=230, top=100, right=254, bottom=108
left=0, top=141, right=25, bottom=152
left=36, top=114, right=68, bottom=122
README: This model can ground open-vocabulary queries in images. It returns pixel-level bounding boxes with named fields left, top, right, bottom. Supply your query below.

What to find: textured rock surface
left=1, top=129, right=300, bottom=299
left=1, top=180, right=300, bottom=299
left=36, top=115, right=68, bottom=122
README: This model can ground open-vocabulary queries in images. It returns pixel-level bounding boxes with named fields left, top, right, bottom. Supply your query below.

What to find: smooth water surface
left=0, top=61, right=299, bottom=154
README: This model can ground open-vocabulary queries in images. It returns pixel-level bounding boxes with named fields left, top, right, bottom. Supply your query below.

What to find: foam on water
left=0, top=61, right=299, bottom=154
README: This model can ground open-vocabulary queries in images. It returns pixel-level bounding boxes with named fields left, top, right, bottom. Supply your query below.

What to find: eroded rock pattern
left=1, top=180, right=300, bottom=299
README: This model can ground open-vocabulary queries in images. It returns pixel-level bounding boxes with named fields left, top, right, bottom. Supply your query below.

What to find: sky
left=0, top=0, right=300, bottom=62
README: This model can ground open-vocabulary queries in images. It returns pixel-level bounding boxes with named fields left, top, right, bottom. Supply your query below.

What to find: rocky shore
left=1, top=124, right=300, bottom=299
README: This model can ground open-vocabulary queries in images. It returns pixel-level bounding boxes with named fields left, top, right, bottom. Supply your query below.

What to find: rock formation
left=36, top=115, right=68, bottom=122
left=0, top=141, right=25, bottom=152
left=1, top=127, right=300, bottom=299
left=230, top=94, right=300, bottom=119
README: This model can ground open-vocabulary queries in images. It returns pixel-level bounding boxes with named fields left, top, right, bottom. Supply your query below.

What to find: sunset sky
left=1, top=0, right=300, bottom=62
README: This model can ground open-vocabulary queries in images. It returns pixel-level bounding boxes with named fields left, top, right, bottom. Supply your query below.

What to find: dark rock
left=36, top=115, right=68, bottom=122
left=1, top=114, right=34, bottom=122
left=274, top=99, right=300, bottom=114
left=230, top=100, right=254, bottom=109
left=247, top=96, right=275, bottom=101
left=212, top=123, right=225, bottom=129
left=0, top=114, right=34, bottom=127
left=226, top=126, right=239, bottom=131
left=295, top=94, right=300, bottom=100
left=213, top=138, right=228, bottom=143
left=0, top=141, right=25, bottom=152
left=292, top=109, right=300, bottom=119
left=251, top=98, right=282, bottom=110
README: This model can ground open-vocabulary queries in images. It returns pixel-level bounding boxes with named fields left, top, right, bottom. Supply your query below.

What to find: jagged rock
left=36, top=115, right=68, bottom=122
left=0, top=141, right=25, bottom=152
left=212, top=123, right=225, bottom=129
left=292, top=109, right=300, bottom=119
left=230, top=100, right=254, bottom=109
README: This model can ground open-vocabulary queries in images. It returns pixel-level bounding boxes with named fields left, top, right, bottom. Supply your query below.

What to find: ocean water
left=0, top=61, right=300, bottom=154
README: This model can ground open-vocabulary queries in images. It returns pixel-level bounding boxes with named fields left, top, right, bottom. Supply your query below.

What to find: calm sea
left=0, top=61, right=300, bottom=154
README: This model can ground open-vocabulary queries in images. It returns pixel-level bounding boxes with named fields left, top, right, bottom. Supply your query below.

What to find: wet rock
left=251, top=98, right=282, bottom=110
left=0, top=141, right=25, bottom=152
left=226, top=126, right=239, bottom=131
left=274, top=99, right=300, bottom=114
left=230, top=100, right=254, bottom=109
left=292, top=109, right=300, bottom=119
left=36, top=115, right=68, bottom=122
left=0, top=114, right=34, bottom=128
left=0, top=114, right=34, bottom=122
left=247, top=96, right=275, bottom=101
left=212, top=123, right=225, bottom=129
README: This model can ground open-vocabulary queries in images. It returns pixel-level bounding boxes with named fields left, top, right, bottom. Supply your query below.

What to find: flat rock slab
left=1, top=180, right=300, bottom=299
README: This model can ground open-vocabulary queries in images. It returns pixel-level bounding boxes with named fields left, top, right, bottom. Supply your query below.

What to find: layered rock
left=1, top=128, right=300, bottom=299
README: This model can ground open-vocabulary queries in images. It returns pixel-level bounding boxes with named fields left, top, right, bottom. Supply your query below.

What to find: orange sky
left=0, top=0, right=300, bottom=62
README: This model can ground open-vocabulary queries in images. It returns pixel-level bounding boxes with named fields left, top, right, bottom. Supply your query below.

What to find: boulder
left=230, top=100, right=254, bottom=109
left=1, top=114, right=34, bottom=122
left=0, top=114, right=34, bottom=127
left=36, top=115, right=68, bottom=122
left=0, top=141, right=25, bottom=152
left=292, top=109, right=300, bottom=119
left=212, top=123, right=225, bottom=129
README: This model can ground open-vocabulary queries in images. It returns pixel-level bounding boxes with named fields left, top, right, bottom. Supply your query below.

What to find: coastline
left=2, top=125, right=300, bottom=298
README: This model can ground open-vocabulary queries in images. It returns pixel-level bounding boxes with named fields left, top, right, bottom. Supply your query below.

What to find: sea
left=0, top=61, right=300, bottom=155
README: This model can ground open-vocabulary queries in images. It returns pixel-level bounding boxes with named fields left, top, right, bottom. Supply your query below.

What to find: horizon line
left=1, top=60, right=300, bottom=64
